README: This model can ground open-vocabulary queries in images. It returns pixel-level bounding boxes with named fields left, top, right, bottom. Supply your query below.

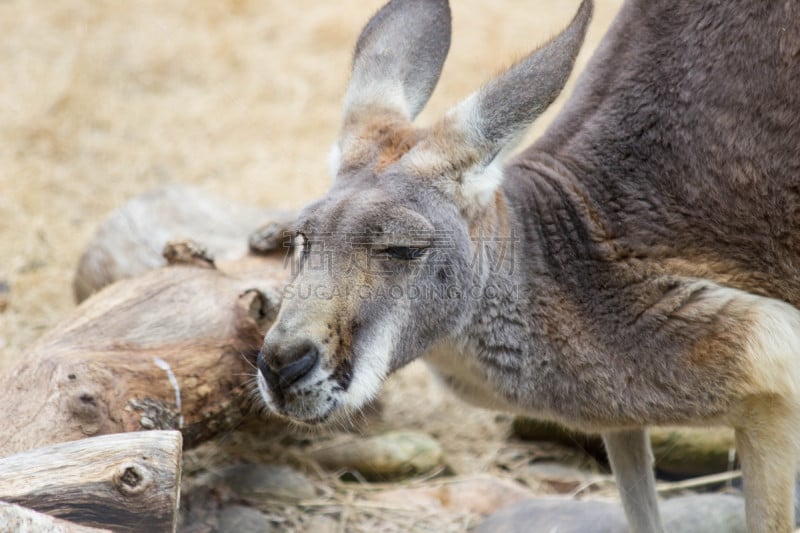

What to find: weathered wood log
left=0, top=502, right=111, bottom=533
left=0, top=248, right=289, bottom=457
left=0, top=431, right=181, bottom=533
left=0, top=184, right=296, bottom=456
left=73, top=183, right=294, bottom=302
left=512, top=417, right=735, bottom=478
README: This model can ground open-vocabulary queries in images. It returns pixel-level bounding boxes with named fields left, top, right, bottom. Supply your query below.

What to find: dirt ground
left=0, top=0, right=624, bottom=530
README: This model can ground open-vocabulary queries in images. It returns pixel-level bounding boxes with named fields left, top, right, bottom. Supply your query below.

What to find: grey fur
left=604, top=429, right=662, bottom=533
left=473, top=0, right=592, bottom=151
left=346, top=0, right=450, bottom=120
left=257, top=1, right=800, bottom=531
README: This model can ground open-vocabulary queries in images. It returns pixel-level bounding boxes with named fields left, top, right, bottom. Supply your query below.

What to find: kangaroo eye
left=384, top=246, right=426, bottom=260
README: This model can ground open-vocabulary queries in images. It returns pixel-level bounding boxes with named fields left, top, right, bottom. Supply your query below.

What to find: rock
left=512, top=417, right=735, bottom=478
left=311, top=431, right=444, bottom=481
left=796, top=479, right=800, bottom=526
left=512, top=418, right=607, bottom=458
left=475, top=497, right=624, bottom=533
left=306, top=515, right=338, bottom=533
left=475, top=493, right=746, bottom=533
left=370, top=475, right=533, bottom=515
left=522, top=461, right=597, bottom=493
left=73, top=184, right=293, bottom=302
left=650, top=428, right=734, bottom=479
left=790, top=478, right=800, bottom=526
left=217, top=505, right=273, bottom=533
left=660, top=494, right=745, bottom=532
left=0, top=279, right=9, bottom=312
left=222, top=464, right=316, bottom=503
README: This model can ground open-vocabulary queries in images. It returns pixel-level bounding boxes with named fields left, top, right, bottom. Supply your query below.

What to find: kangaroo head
left=257, top=0, right=592, bottom=423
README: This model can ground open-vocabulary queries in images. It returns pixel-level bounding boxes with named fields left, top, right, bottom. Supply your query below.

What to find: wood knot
left=121, top=466, right=142, bottom=487
left=114, top=462, right=152, bottom=496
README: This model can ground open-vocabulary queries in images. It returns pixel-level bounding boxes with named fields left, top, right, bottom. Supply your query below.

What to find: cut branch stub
left=162, top=239, right=216, bottom=269
left=248, top=220, right=294, bottom=255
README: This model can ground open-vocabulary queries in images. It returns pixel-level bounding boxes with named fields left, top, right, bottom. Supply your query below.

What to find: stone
left=792, top=478, right=800, bottom=525
left=0, top=280, right=9, bottom=313
left=311, top=431, right=444, bottom=481
left=512, top=418, right=607, bottom=458
left=222, top=464, right=316, bottom=503
left=660, top=494, right=745, bottom=532
left=650, top=428, right=734, bottom=479
left=476, top=497, right=624, bottom=533
left=475, top=493, right=746, bottom=533
left=512, top=417, right=735, bottom=478
left=522, top=461, right=597, bottom=493
left=306, top=515, right=338, bottom=533
left=217, top=505, right=273, bottom=533
left=371, top=475, right=533, bottom=515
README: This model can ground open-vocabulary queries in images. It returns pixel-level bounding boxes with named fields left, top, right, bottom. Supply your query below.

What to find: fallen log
left=0, top=184, right=297, bottom=456
left=0, top=431, right=181, bottom=533
left=0, top=245, right=289, bottom=457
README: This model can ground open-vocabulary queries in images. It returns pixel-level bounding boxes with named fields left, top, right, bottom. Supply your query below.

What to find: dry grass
left=0, top=0, right=623, bottom=530
left=183, top=359, right=616, bottom=532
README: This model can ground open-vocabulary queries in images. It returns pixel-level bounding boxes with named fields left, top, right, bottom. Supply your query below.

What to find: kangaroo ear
left=406, top=0, right=593, bottom=208
left=335, top=0, right=451, bottom=174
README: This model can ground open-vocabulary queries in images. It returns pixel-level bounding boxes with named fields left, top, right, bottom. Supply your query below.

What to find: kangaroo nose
left=258, top=344, right=319, bottom=390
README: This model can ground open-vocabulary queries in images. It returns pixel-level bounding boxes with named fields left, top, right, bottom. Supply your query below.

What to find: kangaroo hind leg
left=733, top=296, right=800, bottom=532
left=735, top=398, right=799, bottom=533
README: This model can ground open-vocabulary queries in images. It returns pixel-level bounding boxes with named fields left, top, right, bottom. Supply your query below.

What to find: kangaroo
left=256, top=0, right=800, bottom=531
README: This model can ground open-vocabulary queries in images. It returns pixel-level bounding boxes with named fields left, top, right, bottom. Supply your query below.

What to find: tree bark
left=0, top=431, right=181, bottom=533
left=0, top=249, right=289, bottom=457
left=0, top=502, right=111, bottom=533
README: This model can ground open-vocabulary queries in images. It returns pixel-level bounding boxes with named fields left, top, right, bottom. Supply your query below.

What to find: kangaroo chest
left=422, top=338, right=523, bottom=413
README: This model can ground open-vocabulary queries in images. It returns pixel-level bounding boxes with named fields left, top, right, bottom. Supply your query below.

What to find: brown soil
left=0, top=1, right=624, bottom=530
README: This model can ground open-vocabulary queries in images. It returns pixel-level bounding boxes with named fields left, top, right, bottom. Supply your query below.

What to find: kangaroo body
left=542, top=1, right=800, bottom=305
left=257, top=1, right=800, bottom=531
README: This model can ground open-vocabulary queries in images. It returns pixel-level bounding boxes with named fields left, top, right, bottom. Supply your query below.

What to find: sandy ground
left=0, top=0, right=624, bottom=530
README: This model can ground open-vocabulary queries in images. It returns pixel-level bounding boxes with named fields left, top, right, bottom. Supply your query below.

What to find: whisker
left=235, top=348, right=259, bottom=371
